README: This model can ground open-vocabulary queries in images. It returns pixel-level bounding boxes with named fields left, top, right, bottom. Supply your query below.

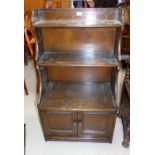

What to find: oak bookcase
left=32, top=8, right=122, bottom=143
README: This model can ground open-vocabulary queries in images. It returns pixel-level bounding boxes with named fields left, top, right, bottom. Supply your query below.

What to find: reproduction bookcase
left=32, top=8, right=122, bottom=143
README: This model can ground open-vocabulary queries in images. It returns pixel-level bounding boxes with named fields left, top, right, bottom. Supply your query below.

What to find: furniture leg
left=122, top=123, right=130, bottom=148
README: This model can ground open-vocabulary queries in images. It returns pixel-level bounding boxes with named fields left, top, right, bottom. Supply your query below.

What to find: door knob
left=78, top=121, right=82, bottom=127
left=73, top=122, right=77, bottom=128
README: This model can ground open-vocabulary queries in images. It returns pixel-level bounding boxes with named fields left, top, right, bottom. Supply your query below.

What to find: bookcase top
left=32, top=8, right=122, bottom=28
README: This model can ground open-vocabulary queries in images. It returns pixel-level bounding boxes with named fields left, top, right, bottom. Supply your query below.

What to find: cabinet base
left=45, top=136, right=112, bottom=143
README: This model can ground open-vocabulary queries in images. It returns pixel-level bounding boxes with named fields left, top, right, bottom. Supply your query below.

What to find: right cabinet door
left=78, top=112, right=116, bottom=139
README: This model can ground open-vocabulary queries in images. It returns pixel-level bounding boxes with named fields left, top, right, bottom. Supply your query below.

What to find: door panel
left=40, top=111, right=78, bottom=137
left=78, top=112, right=115, bottom=137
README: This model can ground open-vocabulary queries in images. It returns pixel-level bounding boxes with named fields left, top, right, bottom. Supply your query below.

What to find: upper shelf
left=32, top=8, right=122, bottom=28
left=37, top=52, right=118, bottom=67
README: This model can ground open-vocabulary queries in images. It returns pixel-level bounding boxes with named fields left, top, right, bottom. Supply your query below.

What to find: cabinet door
left=40, top=111, right=78, bottom=138
left=78, top=112, right=116, bottom=138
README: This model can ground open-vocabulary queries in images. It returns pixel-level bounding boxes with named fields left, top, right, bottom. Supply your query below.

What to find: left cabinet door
left=39, top=111, right=78, bottom=140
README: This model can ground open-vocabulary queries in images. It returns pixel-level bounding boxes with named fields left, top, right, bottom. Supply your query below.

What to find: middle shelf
left=37, top=52, right=118, bottom=67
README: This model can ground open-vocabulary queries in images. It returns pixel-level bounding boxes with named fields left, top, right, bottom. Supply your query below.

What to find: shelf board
left=37, top=52, right=118, bottom=67
left=33, top=19, right=122, bottom=28
left=39, top=83, right=116, bottom=111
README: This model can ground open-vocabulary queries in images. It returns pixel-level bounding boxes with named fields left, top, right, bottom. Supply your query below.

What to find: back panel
left=42, top=27, right=116, bottom=53
left=47, top=66, right=112, bottom=83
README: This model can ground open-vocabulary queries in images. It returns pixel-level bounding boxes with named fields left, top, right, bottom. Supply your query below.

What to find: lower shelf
left=39, top=83, right=116, bottom=112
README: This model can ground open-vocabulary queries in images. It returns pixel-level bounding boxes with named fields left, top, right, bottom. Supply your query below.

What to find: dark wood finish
left=39, top=111, right=78, bottom=138
left=39, top=110, right=116, bottom=142
left=118, top=60, right=130, bottom=148
left=41, top=27, right=116, bottom=53
left=38, top=52, right=118, bottom=67
left=110, top=68, right=119, bottom=106
left=39, top=83, right=116, bottom=111
left=33, top=9, right=122, bottom=143
left=94, top=0, right=118, bottom=8
left=119, top=2, right=130, bottom=60
left=91, top=0, right=130, bottom=60
left=78, top=112, right=116, bottom=142
left=119, top=80, right=130, bottom=148
left=121, top=25, right=130, bottom=55
left=93, top=0, right=130, bottom=8
left=32, top=8, right=122, bottom=28
left=47, top=66, right=113, bottom=83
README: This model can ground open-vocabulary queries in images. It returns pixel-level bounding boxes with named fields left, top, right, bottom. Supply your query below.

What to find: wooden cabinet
left=40, top=110, right=116, bottom=142
left=32, top=8, right=122, bottom=143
